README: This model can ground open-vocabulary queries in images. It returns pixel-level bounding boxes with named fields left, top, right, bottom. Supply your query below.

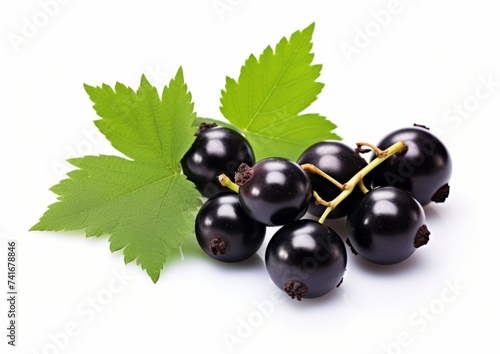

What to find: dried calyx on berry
left=234, top=163, right=254, bottom=186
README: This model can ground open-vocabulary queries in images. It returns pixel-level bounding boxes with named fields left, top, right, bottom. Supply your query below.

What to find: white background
left=1, top=0, right=498, bottom=353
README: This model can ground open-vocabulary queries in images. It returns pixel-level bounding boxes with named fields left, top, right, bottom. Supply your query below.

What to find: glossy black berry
left=236, top=158, right=312, bottom=226
left=181, top=123, right=255, bottom=198
left=195, top=193, right=266, bottom=262
left=369, top=125, right=452, bottom=206
left=346, top=186, right=430, bottom=265
left=298, top=140, right=370, bottom=218
left=265, top=219, right=347, bottom=300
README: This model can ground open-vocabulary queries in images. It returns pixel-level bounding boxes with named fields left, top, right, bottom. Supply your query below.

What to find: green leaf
left=220, top=22, right=340, bottom=161
left=31, top=68, right=202, bottom=283
left=84, top=70, right=197, bottom=168
left=244, top=113, right=338, bottom=160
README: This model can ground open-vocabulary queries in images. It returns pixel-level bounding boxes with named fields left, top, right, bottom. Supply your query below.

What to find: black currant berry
left=181, top=123, right=255, bottom=198
left=235, top=158, right=312, bottom=226
left=195, top=193, right=266, bottom=262
left=369, top=125, right=452, bottom=206
left=265, top=219, right=347, bottom=300
left=346, top=186, right=430, bottom=265
left=298, top=140, right=370, bottom=218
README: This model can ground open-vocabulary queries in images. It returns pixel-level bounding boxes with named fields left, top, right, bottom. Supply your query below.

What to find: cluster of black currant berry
left=181, top=123, right=452, bottom=301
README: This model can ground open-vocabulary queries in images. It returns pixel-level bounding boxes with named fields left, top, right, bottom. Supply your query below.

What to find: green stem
left=316, top=140, right=406, bottom=224
left=312, top=191, right=330, bottom=207
left=358, top=180, right=369, bottom=194
left=301, top=163, right=344, bottom=190
left=218, top=174, right=240, bottom=193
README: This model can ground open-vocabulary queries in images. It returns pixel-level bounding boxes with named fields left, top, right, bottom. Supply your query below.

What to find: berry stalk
left=218, top=174, right=240, bottom=193
left=301, top=164, right=344, bottom=190
left=314, top=140, right=406, bottom=224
